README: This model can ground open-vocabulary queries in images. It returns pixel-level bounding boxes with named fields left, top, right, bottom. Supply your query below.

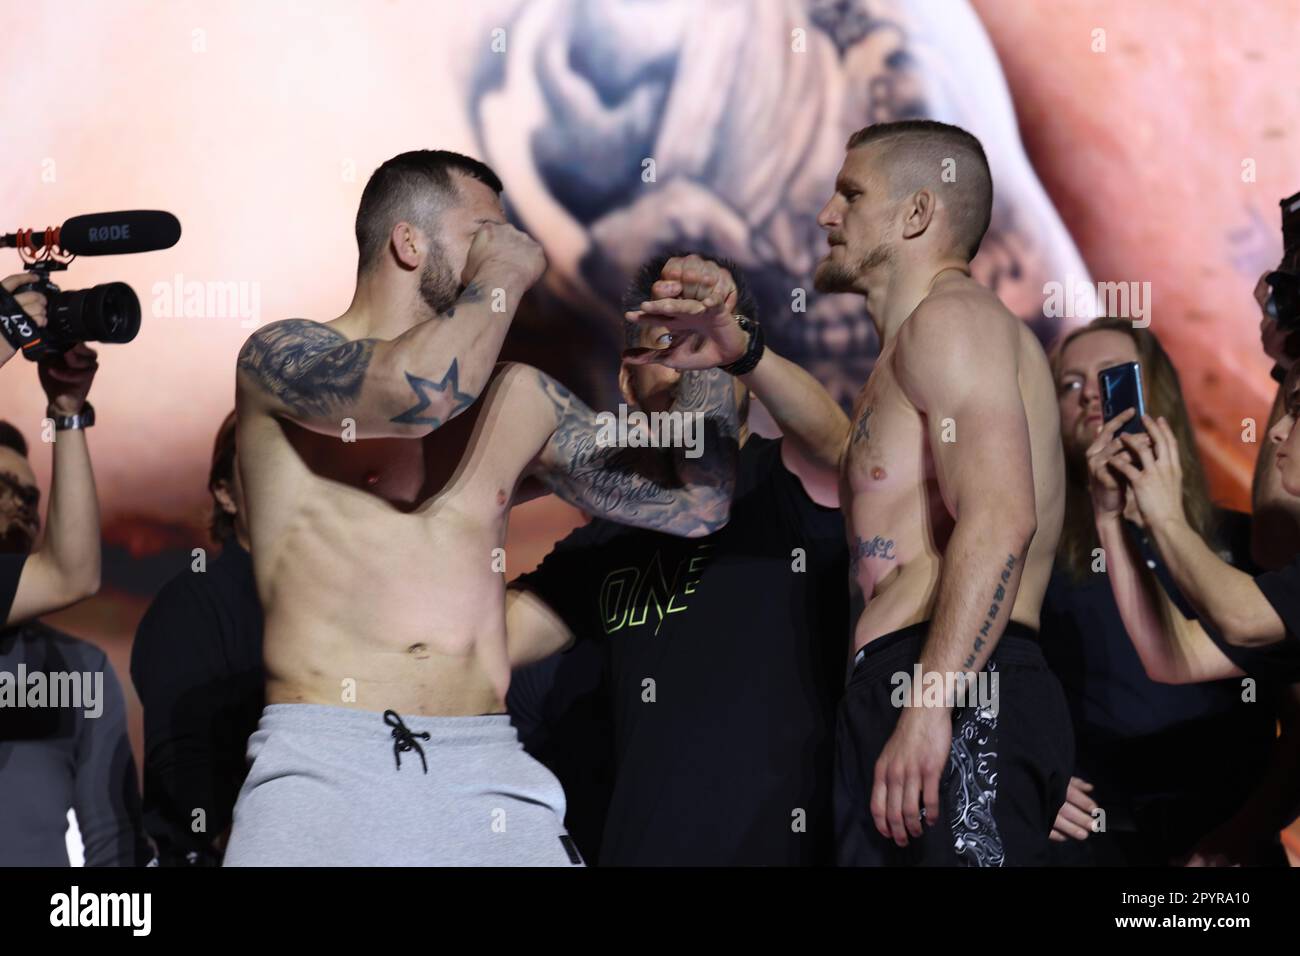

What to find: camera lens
left=92, top=283, right=142, bottom=343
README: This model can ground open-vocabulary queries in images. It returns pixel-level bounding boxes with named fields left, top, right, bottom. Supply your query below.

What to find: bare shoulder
left=901, top=285, right=1018, bottom=353
left=488, top=361, right=579, bottom=413
left=237, top=318, right=350, bottom=370
left=236, top=318, right=374, bottom=414
left=896, top=284, right=1020, bottom=396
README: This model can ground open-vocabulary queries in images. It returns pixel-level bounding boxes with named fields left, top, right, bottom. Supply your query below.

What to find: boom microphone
left=1, top=210, right=181, bottom=256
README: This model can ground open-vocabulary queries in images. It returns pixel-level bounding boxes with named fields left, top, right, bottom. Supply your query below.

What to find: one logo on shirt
left=599, top=544, right=713, bottom=636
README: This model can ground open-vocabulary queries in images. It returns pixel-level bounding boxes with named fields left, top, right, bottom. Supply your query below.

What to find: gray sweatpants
left=223, top=703, right=581, bottom=867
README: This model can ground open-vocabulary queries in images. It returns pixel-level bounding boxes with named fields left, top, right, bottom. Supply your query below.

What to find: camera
left=0, top=209, right=178, bottom=360
left=1264, top=190, right=1300, bottom=333
left=7, top=261, right=141, bottom=360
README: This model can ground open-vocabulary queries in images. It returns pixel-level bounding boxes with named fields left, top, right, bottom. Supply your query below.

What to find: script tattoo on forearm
left=963, top=553, right=1018, bottom=669
left=537, top=368, right=740, bottom=535
left=238, top=319, right=375, bottom=418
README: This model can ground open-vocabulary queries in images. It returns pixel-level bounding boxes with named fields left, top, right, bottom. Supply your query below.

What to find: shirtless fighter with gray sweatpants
left=223, top=150, right=739, bottom=866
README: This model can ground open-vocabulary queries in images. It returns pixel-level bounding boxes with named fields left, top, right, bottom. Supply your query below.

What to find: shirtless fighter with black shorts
left=629, top=120, right=1072, bottom=866
left=222, top=150, right=739, bottom=866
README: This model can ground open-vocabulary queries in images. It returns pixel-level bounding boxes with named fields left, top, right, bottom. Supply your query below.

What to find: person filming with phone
left=1044, top=317, right=1293, bottom=866
left=1089, top=193, right=1300, bottom=688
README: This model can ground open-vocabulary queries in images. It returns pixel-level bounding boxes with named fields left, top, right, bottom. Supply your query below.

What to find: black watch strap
left=721, top=315, right=765, bottom=376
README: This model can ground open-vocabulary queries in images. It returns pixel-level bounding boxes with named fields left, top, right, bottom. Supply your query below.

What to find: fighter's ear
left=900, top=188, right=937, bottom=240
left=617, top=361, right=638, bottom=408
left=389, top=221, right=422, bottom=270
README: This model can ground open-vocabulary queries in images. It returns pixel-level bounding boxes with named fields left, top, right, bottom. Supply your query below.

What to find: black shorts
left=834, top=621, right=1073, bottom=866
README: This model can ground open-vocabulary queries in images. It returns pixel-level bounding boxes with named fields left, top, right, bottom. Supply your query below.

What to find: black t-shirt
left=1040, top=510, right=1277, bottom=819
left=0, top=552, right=27, bottom=624
left=1223, top=554, right=1300, bottom=683
left=508, top=436, right=848, bottom=866
left=129, top=541, right=264, bottom=865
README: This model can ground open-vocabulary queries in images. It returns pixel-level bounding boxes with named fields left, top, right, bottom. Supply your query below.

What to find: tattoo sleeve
left=535, top=368, right=741, bottom=536
left=238, top=316, right=480, bottom=434
left=237, top=319, right=376, bottom=420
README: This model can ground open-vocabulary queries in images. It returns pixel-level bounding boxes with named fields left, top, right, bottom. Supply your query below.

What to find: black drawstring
left=383, top=709, right=431, bottom=773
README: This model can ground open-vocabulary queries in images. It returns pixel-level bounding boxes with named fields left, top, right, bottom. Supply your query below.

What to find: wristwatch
left=48, top=402, right=95, bottom=431
left=720, top=314, right=765, bottom=376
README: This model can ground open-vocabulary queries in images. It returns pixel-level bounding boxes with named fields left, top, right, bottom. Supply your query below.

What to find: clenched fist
left=462, top=221, right=547, bottom=290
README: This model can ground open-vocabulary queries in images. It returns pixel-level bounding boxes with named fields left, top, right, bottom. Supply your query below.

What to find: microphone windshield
left=59, top=210, right=181, bottom=256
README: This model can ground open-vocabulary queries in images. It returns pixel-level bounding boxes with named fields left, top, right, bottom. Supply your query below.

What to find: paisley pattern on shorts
left=944, top=663, right=1004, bottom=867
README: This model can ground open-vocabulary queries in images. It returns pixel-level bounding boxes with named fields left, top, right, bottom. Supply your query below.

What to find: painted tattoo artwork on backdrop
left=466, top=0, right=1077, bottom=410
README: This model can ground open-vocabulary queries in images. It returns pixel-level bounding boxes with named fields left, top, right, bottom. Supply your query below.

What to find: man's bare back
left=843, top=273, right=1064, bottom=655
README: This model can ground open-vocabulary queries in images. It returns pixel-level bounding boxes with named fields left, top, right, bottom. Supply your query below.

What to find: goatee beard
left=813, top=243, right=892, bottom=294
left=419, top=245, right=461, bottom=316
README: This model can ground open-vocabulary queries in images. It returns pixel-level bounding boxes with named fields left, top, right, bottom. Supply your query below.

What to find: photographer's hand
left=0, top=272, right=48, bottom=368
left=39, top=344, right=98, bottom=415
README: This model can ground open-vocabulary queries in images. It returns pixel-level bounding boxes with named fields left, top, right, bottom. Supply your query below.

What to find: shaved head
left=846, top=120, right=993, bottom=261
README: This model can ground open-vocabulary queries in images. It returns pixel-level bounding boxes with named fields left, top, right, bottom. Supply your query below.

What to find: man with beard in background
left=507, top=252, right=850, bottom=865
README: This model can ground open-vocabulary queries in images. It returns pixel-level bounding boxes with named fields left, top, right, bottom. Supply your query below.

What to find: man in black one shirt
left=506, top=254, right=852, bottom=865
left=130, top=411, right=264, bottom=865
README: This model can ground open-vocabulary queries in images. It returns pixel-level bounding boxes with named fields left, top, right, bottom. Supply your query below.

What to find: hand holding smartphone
left=1099, top=361, right=1146, bottom=436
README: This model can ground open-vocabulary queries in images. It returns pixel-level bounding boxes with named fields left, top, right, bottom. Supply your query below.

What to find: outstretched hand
left=623, top=254, right=749, bottom=370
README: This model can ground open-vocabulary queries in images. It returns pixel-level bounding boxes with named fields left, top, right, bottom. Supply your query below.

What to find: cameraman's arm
left=7, top=354, right=102, bottom=624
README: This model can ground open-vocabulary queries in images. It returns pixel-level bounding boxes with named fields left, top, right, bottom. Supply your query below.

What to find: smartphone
left=1099, top=361, right=1145, bottom=436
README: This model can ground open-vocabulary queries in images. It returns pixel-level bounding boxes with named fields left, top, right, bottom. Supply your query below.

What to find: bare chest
left=283, top=403, right=498, bottom=512
left=843, top=355, right=931, bottom=497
